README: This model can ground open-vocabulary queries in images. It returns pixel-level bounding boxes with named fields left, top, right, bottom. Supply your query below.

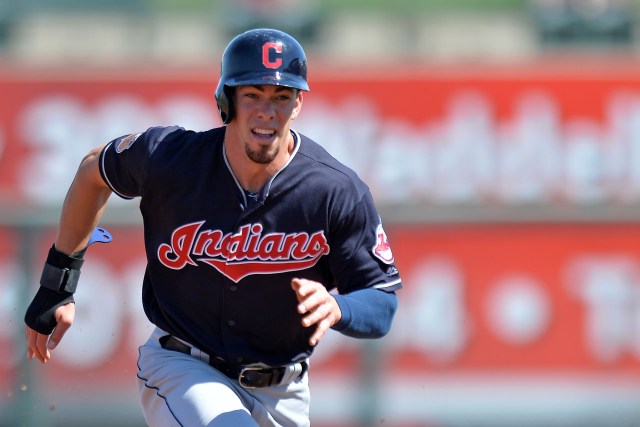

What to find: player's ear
left=292, top=90, right=303, bottom=120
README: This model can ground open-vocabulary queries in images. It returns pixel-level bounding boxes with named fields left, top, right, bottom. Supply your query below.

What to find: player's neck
left=223, top=132, right=295, bottom=193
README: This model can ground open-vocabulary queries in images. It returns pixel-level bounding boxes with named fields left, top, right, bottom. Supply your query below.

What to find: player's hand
left=291, top=278, right=341, bottom=346
left=25, top=302, right=75, bottom=364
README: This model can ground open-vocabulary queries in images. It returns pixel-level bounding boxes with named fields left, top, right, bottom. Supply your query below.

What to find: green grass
left=148, top=0, right=529, bottom=15
left=16, top=0, right=640, bottom=18
left=320, top=0, right=528, bottom=14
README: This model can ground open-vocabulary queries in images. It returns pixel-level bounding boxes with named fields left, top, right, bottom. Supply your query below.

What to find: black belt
left=159, top=335, right=306, bottom=389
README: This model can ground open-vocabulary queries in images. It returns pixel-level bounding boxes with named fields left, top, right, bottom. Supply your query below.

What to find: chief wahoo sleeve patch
left=372, top=222, right=394, bottom=264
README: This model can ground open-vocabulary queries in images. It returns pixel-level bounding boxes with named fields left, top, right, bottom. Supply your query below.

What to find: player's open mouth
left=252, top=128, right=275, bottom=138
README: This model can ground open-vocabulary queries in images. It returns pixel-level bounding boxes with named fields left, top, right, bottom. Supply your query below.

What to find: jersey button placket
left=223, top=231, right=238, bottom=328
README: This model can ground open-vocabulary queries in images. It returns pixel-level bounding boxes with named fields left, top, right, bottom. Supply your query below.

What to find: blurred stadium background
left=3, top=0, right=640, bottom=426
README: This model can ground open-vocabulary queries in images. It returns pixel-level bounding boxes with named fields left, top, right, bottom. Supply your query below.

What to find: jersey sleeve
left=331, top=288, right=398, bottom=338
left=99, top=126, right=182, bottom=199
left=329, top=189, right=402, bottom=295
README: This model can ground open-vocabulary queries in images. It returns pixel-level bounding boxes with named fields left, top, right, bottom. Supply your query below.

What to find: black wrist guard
left=24, top=287, right=75, bottom=335
left=24, top=228, right=111, bottom=336
left=24, top=245, right=84, bottom=335
left=39, top=245, right=85, bottom=294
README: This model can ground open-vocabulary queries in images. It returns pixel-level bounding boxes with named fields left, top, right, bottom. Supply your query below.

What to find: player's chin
left=246, top=145, right=278, bottom=164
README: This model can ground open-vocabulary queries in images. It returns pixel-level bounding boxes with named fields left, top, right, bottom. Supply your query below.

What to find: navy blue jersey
left=99, top=125, right=402, bottom=365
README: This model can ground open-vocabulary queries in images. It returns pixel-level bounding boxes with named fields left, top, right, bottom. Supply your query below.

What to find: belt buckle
left=238, top=366, right=263, bottom=389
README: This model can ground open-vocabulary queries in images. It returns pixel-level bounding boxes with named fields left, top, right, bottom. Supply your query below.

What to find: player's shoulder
left=142, top=125, right=186, bottom=141
left=141, top=125, right=223, bottom=146
left=296, top=131, right=366, bottom=189
left=134, top=125, right=223, bottom=157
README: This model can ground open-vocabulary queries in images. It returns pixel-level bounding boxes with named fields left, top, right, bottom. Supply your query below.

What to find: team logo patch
left=115, top=133, right=140, bottom=153
left=157, top=221, right=330, bottom=283
left=372, top=223, right=394, bottom=264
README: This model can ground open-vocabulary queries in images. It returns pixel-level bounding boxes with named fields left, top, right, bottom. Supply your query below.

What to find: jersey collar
left=223, top=129, right=301, bottom=209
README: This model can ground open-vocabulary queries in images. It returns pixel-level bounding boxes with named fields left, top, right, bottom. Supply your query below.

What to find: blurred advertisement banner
left=3, top=65, right=640, bottom=209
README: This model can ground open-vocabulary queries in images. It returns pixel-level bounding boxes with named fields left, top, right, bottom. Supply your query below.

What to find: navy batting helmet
left=215, top=28, right=310, bottom=124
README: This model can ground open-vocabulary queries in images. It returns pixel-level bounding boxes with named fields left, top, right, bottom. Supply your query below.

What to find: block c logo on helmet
left=262, top=42, right=283, bottom=69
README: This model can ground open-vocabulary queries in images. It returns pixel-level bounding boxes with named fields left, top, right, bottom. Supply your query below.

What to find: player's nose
left=255, top=99, right=276, bottom=119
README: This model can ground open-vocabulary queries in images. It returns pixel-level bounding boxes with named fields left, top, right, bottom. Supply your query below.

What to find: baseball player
left=24, top=28, right=402, bottom=427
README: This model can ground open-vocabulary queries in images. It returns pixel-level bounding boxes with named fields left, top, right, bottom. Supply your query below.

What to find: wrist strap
left=38, top=227, right=112, bottom=295
left=39, top=245, right=85, bottom=294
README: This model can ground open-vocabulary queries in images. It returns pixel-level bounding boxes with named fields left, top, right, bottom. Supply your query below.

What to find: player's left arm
left=291, top=278, right=397, bottom=345
left=330, top=288, right=397, bottom=338
left=293, top=177, right=402, bottom=346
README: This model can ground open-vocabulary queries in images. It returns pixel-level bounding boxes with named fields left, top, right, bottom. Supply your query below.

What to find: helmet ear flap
left=222, top=86, right=235, bottom=124
left=215, top=85, right=235, bottom=124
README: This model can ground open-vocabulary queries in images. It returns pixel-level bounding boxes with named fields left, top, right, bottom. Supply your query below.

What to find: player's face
left=231, top=84, right=303, bottom=165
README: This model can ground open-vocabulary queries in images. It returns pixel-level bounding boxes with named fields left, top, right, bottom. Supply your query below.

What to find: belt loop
left=280, top=360, right=307, bottom=385
left=191, top=346, right=210, bottom=364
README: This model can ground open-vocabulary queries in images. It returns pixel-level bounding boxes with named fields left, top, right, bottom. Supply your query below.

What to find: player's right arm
left=25, top=145, right=112, bottom=364
left=55, top=145, right=112, bottom=254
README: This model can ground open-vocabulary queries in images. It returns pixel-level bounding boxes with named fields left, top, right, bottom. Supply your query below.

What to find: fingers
left=291, top=278, right=342, bottom=346
left=25, top=327, right=37, bottom=361
left=25, top=303, right=75, bottom=364
left=36, top=332, right=51, bottom=362
left=291, top=277, right=309, bottom=310
left=308, top=317, right=332, bottom=347
left=291, top=277, right=322, bottom=316
left=25, top=326, right=51, bottom=364
left=25, top=327, right=34, bottom=360
left=49, top=304, right=75, bottom=351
